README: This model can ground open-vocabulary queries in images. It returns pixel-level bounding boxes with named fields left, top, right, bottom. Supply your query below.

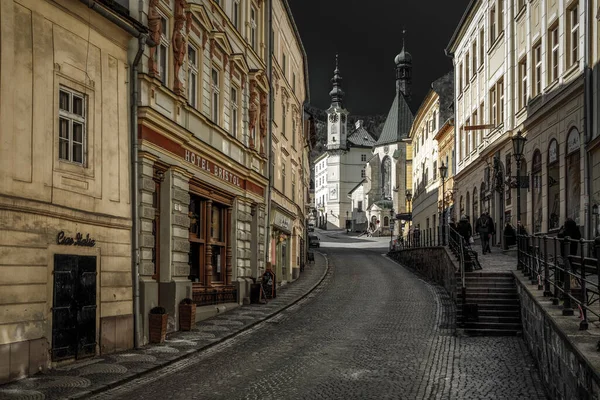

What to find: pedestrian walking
left=557, top=218, right=582, bottom=257
left=457, top=215, right=473, bottom=246
left=476, top=212, right=490, bottom=254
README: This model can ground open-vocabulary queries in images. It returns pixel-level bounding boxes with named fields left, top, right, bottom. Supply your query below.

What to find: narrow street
left=90, top=232, right=547, bottom=400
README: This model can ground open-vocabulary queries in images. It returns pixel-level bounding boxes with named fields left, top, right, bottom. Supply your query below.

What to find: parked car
left=308, top=234, right=320, bottom=248
left=308, top=222, right=315, bottom=232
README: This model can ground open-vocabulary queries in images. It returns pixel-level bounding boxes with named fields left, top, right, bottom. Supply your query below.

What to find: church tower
left=395, top=31, right=412, bottom=102
left=327, top=55, right=349, bottom=151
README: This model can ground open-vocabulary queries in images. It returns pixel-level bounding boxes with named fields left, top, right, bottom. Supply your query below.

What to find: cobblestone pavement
left=0, top=254, right=328, bottom=400
left=81, top=240, right=548, bottom=400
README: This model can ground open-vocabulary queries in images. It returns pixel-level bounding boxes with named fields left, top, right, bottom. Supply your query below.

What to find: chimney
left=355, top=120, right=364, bottom=129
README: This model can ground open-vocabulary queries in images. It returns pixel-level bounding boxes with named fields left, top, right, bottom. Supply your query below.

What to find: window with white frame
left=479, top=103, right=484, bottom=145
left=361, top=154, right=367, bottom=162
left=211, top=69, right=220, bottom=123
left=519, top=58, right=527, bottom=109
left=158, top=15, right=169, bottom=86
left=465, top=117, right=471, bottom=154
left=233, top=0, right=241, bottom=31
left=250, top=6, right=257, bottom=51
left=292, top=72, right=296, bottom=93
left=498, top=77, right=504, bottom=123
left=465, top=51, right=470, bottom=82
left=490, top=85, right=497, bottom=127
left=282, top=162, right=286, bottom=194
left=490, top=5, right=497, bottom=43
left=499, top=0, right=504, bottom=34
left=472, top=109, right=477, bottom=149
left=458, top=62, right=463, bottom=90
left=533, top=42, right=542, bottom=96
left=59, top=88, right=86, bottom=165
left=548, top=24, right=559, bottom=83
left=471, top=41, right=477, bottom=75
left=188, top=44, right=198, bottom=108
left=361, top=169, right=366, bottom=178
left=517, top=0, right=525, bottom=12
left=292, top=172, right=296, bottom=202
left=281, top=101, right=286, bottom=136
left=282, top=53, right=287, bottom=78
left=230, top=87, right=238, bottom=137
left=479, top=28, right=484, bottom=67
left=292, top=115, right=296, bottom=147
left=432, top=110, right=437, bottom=131
left=568, top=5, right=579, bottom=67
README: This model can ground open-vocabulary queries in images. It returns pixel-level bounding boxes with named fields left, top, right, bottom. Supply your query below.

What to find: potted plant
left=178, top=298, right=196, bottom=331
left=149, top=306, right=168, bottom=343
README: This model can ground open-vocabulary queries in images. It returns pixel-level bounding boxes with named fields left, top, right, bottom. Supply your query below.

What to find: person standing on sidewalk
left=485, top=212, right=495, bottom=253
left=476, top=212, right=490, bottom=254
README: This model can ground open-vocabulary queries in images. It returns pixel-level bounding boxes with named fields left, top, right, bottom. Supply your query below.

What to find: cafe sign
left=273, top=210, right=291, bottom=233
left=57, top=231, right=96, bottom=247
left=185, top=149, right=242, bottom=188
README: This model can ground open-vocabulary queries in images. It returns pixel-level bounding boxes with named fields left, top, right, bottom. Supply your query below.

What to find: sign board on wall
left=272, top=210, right=291, bottom=233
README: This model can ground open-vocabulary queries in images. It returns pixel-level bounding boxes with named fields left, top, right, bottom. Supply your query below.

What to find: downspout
left=584, top=0, right=594, bottom=239
left=264, top=0, right=274, bottom=270
left=131, top=36, right=147, bottom=349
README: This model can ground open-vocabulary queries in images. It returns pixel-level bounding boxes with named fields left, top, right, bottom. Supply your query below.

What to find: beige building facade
left=447, top=0, right=589, bottom=245
left=0, top=0, right=141, bottom=383
left=269, top=0, right=309, bottom=285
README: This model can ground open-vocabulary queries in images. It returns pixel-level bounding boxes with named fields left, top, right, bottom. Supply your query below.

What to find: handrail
left=448, top=226, right=466, bottom=291
left=517, top=233, right=600, bottom=331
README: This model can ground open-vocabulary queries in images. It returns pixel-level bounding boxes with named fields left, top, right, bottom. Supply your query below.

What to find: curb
left=72, top=253, right=330, bottom=400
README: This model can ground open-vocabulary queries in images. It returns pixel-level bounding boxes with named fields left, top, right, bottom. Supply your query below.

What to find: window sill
left=515, top=6, right=526, bottom=20
left=487, top=32, right=505, bottom=55
left=563, top=63, right=581, bottom=81
left=515, top=106, right=527, bottom=119
left=545, top=79, right=560, bottom=93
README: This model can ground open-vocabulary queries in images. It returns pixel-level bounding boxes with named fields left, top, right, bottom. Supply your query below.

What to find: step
left=463, top=276, right=515, bottom=282
left=457, top=293, right=519, bottom=300
left=457, top=299, right=519, bottom=306
left=460, top=287, right=518, bottom=294
left=460, top=321, right=522, bottom=329
left=462, top=328, right=521, bottom=337
left=456, top=303, right=520, bottom=311
left=461, top=272, right=515, bottom=278
left=471, top=315, right=522, bottom=323
left=459, top=282, right=516, bottom=288
left=457, top=309, right=520, bottom=318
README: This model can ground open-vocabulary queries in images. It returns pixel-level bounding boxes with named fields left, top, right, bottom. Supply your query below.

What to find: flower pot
left=149, top=313, right=168, bottom=343
left=178, top=303, right=196, bottom=331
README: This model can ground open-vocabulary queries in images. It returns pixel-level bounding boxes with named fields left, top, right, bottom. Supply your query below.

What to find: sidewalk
left=0, top=253, right=329, bottom=400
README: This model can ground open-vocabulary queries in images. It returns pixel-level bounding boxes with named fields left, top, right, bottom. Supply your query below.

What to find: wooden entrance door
left=52, top=255, right=97, bottom=361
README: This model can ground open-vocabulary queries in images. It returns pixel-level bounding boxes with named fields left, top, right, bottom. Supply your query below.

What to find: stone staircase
left=456, top=272, right=522, bottom=336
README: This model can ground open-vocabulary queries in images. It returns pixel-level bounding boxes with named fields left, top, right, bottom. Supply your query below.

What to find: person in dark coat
left=475, top=212, right=492, bottom=254
left=557, top=218, right=582, bottom=257
left=503, top=222, right=517, bottom=247
left=457, top=215, right=473, bottom=245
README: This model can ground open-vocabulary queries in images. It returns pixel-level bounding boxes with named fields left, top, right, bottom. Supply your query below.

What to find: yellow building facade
left=0, top=0, right=140, bottom=383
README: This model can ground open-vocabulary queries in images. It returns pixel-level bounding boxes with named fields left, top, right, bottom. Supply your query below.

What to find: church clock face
left=329, top=114, right=339, bottom=123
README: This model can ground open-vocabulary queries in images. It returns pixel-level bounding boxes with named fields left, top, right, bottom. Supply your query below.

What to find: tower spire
left=329, top=54, right=345, bottom=108
left=394, top=29, right=412, bottom=101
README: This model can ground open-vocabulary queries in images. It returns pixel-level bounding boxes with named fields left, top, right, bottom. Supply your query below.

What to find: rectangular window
left=358, top=201, right=363, bottom=212
left=549, top=25, right=559, bottom=83
left=479, top=29, right=485, bottom=66
left=458, top=62, right=463, bottom=90
left=282, top=53, right=287, bottom=77
left=158, top=16, right=169, bottom=86
left=519, top=58, right=527, bottom=109
left=233, top=1, right=240, bottom=30
left=282, top=163, right=286, bottom=195
left=533, top=42, right=542, bottom=96
left=499, top=0, right=504, bottom=34
left=472, top=41, right=477, bottom=74
left=433, top=161, right=437, bottom=180
left=460, top=127, right=465, bottom=159
left=292, top=117, right=296, bottom=148
left=292, top=72, right=296, bottom=93
left=490, top=5, right=497, bottom=42
left=292, top=173, right=296, bottom=202
left=465, top=51, right=470, bottom=82
left=490, top=85, right=497, bottom=126
left=517, top=0, right=525, bottom=11
left=361, top=154, right=367, bottom=162
left=211, top=69, right=220, bottom=123
left=58, top=88, right=86, bottom=165
left=465, top=117, right=471, bottom=154
left=479, top=103, right=484, bottom=144
left=230, top=87, right=238, bottom=137
left=568, top=6, right=579, bottom=67
left=281, top=102, right=286, bottom=136
left=361, top=169, right=366, bottom=178
left=250, top=6, right=257, bottom=51
left=188, top=44, right=198, bottom=108
left=498, top=77, right=504, bottom=123
left=472, top=109, right=478, bottom=149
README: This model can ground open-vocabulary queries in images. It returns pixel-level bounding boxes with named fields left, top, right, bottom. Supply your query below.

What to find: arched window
left=532, top=149, right=543, bottom=233
left=460, top=195, right=464, bottom=216
left=480, top=183, right=486, bottom=214
left=566, top=128, right=581, bottom=224
left=547, top=139, right=560, bottom=230
left=466, top=191, right=471, bottom=219
left=473, top=188, right=478, bottom=218
left=384, top=216, right=390, bottom=226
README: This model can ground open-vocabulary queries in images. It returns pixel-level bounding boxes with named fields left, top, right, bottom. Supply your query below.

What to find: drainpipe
left=131, top=36, right=147, bottom=349
left=584, top=0, right=594, bottom=240
left=80, top=0, right=156, bottom=351
left=264, top=0, right=274, bottom=271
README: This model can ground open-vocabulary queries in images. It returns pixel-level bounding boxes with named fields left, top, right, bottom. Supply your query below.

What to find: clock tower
left=327, top=55, right=348, bottom=151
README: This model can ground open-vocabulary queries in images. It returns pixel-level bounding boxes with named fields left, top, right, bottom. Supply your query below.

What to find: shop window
left=532, top=150, right=543, bottom=233
left=566, top=128, right=581, bottom=225
left=547, top=139, right=560, bottom=230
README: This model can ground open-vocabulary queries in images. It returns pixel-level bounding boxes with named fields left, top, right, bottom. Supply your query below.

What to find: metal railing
left=518, top=234, right=600, bottom=330
left=192, top=285, right=238, bottom=306
left=397, top=227, right=443, bottom=249
left=448, top=226, right=466, bottom=294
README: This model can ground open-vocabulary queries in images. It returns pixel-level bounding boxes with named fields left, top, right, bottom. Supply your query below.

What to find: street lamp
left=439, top=161, right=448, bottom=246
left=389, top=207, right=395, bottom=250
left=512, top=130, right=527, bottom=270
left=593, top=204, right=599, bottom=237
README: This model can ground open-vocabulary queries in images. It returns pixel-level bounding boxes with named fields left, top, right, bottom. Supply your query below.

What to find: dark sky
left=287, top=0, right=470, bottom=116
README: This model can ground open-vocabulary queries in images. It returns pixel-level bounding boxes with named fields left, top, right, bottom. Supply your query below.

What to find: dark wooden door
left=52, top=255, right=97, bottom=361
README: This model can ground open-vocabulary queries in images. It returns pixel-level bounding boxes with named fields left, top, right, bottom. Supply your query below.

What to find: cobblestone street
left=86, top=235, right=548, bottom=400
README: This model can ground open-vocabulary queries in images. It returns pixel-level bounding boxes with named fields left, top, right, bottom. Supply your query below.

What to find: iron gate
left=52, top=255, right=97, bottom=361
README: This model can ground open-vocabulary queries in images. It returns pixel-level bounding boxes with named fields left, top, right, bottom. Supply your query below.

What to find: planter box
left=178, top=303, right=196, bottom=331
left=149, top=313, right=168, bottom=343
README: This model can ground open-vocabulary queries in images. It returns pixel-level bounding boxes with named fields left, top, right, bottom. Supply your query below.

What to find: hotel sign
left=185, top=150, right=242, bottom=188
